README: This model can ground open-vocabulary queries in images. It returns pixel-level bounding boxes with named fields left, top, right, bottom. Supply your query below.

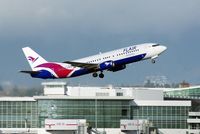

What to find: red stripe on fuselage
left=36, top=63, right=73, bottom=78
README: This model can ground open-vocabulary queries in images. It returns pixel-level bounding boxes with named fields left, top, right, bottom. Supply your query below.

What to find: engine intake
left=99, top=61, right=115, bottom=71
left=108, top=64, right=126, bottom=72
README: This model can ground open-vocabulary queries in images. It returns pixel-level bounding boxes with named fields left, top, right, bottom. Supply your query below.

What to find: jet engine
left=99, top=61, right=115, bottom=71
left=108, top=64, right=126, bottom=72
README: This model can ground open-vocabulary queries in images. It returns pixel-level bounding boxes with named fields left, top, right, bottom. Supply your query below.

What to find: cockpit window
left=152, top=44, right=160, bottom=47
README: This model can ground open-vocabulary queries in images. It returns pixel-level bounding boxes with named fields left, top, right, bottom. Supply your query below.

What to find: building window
left=46, top=85, right=63, bottom=88
left=96, top=92, right=109, bottom=96
left=122, top=109, right=127, bottom=116
left=116, top=92, right=123, bottom=96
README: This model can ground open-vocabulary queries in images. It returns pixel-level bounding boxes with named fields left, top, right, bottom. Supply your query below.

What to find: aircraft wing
left=19, top=70, right=40, bottom=75
left=63, top=61, right=98, bottom=70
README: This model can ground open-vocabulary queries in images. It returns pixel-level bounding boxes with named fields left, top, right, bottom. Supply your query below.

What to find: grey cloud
left=1, top=0, right=200, bottom=34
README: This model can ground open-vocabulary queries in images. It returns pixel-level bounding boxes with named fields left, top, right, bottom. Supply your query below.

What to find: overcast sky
left=0, top=0, right=200, bottom=87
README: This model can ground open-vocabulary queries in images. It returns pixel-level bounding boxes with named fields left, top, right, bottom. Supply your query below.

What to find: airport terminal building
left=0, top=82, right=199, bottom=134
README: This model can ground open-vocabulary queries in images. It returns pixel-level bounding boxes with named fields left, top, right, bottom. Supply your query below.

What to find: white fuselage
left=73, top=43, right=166, bottom=67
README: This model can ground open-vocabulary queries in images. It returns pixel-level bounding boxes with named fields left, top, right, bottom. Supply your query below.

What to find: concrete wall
left=67, top=86, right=116, bottom=97
left=131, top=89, right=163, bottom=100
left=67, top=86, right=164, bottom=101
left=159, top=129, right=188, bottom=134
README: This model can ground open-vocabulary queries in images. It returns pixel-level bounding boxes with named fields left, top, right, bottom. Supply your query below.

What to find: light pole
left=24, top=117, right=30, bottom=132
left=95, top=98, right=97, bottom=129
left=24, top=117, right=27, bottom=129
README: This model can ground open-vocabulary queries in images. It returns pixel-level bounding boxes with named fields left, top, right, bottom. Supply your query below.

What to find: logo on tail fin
left=28, top=56, right=39, bottom=63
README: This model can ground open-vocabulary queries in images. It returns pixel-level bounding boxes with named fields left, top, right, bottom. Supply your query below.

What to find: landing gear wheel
left=92, top=72, right=98, bottom=77
left=151, top=59, right=156, bottom=64
left=99, top=73, right=104, bottom=78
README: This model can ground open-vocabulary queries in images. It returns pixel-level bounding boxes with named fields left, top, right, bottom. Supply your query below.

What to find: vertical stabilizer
left=22, top=47, right=47, bottom=70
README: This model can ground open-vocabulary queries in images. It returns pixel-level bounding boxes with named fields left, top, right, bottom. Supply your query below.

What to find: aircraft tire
left=151, top=59, right=156, bottom=64
left=99, top=73, right=104, bottom=78
left=93, top=72, right=98, bottom=77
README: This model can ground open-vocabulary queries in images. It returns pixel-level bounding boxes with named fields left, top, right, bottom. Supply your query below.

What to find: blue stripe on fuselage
left=70, top=53, right=146, bottom=77
left=31, top=70, right=56, bottom=79
left=114, top=53, right=146, bottom=65
left=70, top=68, right=91, bottom=77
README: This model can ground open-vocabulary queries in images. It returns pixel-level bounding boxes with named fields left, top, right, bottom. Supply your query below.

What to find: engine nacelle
left=108, top=65, right=126, bottom=72
left=99, top=61, right=115, bottom=71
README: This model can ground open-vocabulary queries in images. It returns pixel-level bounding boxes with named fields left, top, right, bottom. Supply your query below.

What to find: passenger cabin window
left=152, top=44, right=160, bottom=47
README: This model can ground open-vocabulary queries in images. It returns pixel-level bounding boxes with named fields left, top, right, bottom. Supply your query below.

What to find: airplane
left=20, top=43, right=167, bottom=79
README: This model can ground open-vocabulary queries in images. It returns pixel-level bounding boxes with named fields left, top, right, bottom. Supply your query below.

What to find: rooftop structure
left=164, top=85, right=200, bottom=99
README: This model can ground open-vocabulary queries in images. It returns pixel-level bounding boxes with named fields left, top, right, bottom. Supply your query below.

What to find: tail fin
left=22, top=47, right=47, bottom=71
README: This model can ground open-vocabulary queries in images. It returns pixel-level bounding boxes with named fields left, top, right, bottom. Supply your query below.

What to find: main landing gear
left=99, top=73, right=104, bottom=78
left=92, top=72, right=98, bottom=77
left=92, top=72, right=104, bottom=78
left=151, top=59, right=156, bottom=64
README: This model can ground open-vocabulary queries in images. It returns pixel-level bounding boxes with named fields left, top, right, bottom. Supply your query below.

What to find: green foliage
left=0, top=85, right=43, bottom=97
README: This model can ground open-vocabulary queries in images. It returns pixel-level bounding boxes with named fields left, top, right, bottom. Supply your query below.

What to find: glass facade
left=132, top=106, right=190, bottom=129
left=0, top=101, right=38, bottom=128
left=164, top=87, right=200, bottom=98
left=0, top=98, right=191, bottom=129
left=38, top=99, right=131, bottom=128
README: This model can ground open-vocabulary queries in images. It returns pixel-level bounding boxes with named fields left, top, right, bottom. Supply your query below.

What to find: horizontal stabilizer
left=19, top=70, right=40, bottom=75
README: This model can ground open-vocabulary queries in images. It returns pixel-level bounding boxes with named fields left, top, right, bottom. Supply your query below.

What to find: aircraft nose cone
left=161, top=46, right=167, bottom=52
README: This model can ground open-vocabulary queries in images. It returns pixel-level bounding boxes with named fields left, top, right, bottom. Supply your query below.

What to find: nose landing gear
left=151, top=59, right=156, bottom=64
